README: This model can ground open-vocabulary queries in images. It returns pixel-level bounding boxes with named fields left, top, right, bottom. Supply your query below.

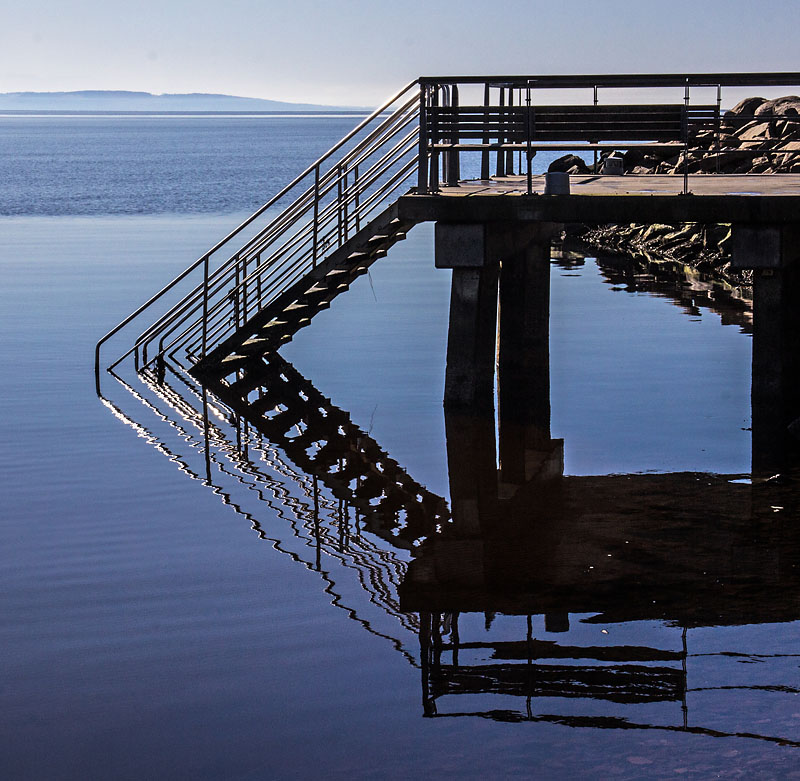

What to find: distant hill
left=0, top=90, right=368, bottom=112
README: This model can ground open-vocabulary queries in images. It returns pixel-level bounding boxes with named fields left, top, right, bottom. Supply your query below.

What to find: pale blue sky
left=3, top=0, right=799, bottom=105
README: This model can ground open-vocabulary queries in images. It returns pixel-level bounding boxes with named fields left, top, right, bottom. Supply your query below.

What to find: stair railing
left=95, top=78, right=422, bottom=385
left=172, top=125, right=421, bottom=364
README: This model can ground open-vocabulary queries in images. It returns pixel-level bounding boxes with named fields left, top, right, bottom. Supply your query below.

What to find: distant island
left=0, top=90, right=369, bottom=112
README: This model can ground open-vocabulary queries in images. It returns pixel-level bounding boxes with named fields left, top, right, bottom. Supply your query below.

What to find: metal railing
left=415, top=73, right=800, bottom=196
left=95, top=78, right=421, bottom=385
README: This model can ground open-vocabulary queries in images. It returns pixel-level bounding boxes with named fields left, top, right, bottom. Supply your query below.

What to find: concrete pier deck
left=399, top=174, right=800, bottom=224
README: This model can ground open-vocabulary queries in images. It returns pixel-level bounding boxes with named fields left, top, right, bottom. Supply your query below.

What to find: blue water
left=2, top=116, right=798, bottom=778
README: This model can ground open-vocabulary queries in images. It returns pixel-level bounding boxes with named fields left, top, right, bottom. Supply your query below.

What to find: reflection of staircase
left=197, top=206, right=416, bottom=369
left=203, top=351, right=449, bottom=549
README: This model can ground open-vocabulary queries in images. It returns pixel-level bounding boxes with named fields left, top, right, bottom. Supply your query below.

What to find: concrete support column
left=732, top=224, right=800, bottom=474
left=437, top=221, right=550, bottom=410
left=436, top=223, right=499, bottom=410
left=497, top=231, right=553, bottom=484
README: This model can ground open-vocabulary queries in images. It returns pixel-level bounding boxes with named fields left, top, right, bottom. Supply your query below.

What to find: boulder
left=754, top=96, right=800, bottom=117
left=548, top=154, right=589, bottom=174
left=729, top=96, right=767, bottom=116
left=734, top=121, right=771, bottom=141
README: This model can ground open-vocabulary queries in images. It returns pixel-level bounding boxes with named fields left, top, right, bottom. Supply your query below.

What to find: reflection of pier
left=398, top=261, right=800, bottom=742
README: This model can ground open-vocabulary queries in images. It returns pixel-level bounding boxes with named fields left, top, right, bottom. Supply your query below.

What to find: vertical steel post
left=450, top=84, right=460, bottom=184
left=354, top=163, right=361, bottom=232
left=506, top=87, right=514, bottom=175
left=234, top=254, right=241, bottom=330
left=496, top=87, right=505, bottom=177
left=201, top=254, right=209, bottom=357
left=430, top=86, right=440, bottom=192
left=441, top=85, right=449, bottom=186
left=593, top=84, right=599, bottom=172
left=343, top=165, right=349, bottom=240
left=312, top=164, right=320, bottom=266
left=526, top=82, right=533, bottom=195
left=716, top=84, right=722, bottom=173
left=481, top=83, right=490, bottom=180
left=417, top=85, right=428, bottom=194
left=242, top=256, right=248, bottom=322
left=256, top=252, right=262, bottom=308
left=337, top=164, right=343, bottom=245
left=683, top=79, right=690, bottom=194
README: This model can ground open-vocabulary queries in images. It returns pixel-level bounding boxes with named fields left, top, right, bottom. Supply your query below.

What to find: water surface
left=2, top=116, right=798, bottom=779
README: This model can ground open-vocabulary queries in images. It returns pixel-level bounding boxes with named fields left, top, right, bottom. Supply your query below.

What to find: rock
left=622, top=147, right=647, bottom=169
left=548, top=154, right=589, bottom=174
left=722, top=97, right=766, bottom=129
left=734, top=121, right=771, bottom=141
left=754, top=96, right=800, bottom=117
left=729, top=96, right=767, bottom=116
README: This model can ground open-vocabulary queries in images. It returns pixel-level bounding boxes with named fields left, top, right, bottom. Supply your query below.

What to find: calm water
left=2, top=117, right=798, bottom=779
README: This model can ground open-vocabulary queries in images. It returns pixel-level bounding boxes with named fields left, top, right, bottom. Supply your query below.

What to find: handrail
left=95, top=77, right=420, bottom=384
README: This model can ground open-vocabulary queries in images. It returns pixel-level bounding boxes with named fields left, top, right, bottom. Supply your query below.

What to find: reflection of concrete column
left=498, top=230, right=553, bottom=485
left=732, top=224, right=800, bottom=475
left=445, top=411, right=498, bottom=537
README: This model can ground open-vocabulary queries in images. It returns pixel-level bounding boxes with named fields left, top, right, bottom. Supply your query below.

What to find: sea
left=2, top=114, right=798, bottom=779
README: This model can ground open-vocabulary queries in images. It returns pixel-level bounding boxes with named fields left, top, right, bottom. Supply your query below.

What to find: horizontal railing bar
left=419, top=72, right=800, bottom=88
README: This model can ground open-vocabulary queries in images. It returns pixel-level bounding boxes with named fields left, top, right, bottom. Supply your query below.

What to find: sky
left=3, top=0, right=800, bottom=106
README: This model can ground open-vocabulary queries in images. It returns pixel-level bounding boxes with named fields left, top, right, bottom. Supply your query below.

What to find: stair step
left=304, top=284, right=329, bottom=295
left=218, top=354, right=253, bottom=370
left=326, top=268, right=350, bottom=277
left=348, top=251, right=369, bottom=261
left=368, top=234, right=389, bottom=243
left=238, top=337, right=273, bottom=355
left=284, top=302, right=308, bottom=312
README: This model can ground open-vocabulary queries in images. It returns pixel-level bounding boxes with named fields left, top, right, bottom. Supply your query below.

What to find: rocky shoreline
left=555, top=96, right=800, bottom=286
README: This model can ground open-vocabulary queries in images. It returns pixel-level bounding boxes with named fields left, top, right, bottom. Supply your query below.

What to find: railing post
left=446, top=84, right=460, bottom=186
left=337, top=164, right=344, bottom=245
left=506, top=87, right=514, bottom=175
left=234, top=254, right=241, bottom=330
left=526, top=82, right=533, bottom=195
left=716, top=84, right=722, bottom=174
left=343, top=165, right=349, bottom=240
left=430, top=86, right=440, bottom=192
left=496, top=87, right=505, bottom=177
left=256, top=252, right=262, bottom=307
left=354, top=164, right=361, bottom=232
left=242, top=255, right=248, bottom=322
left=201, top=254, right=209, bottom=357
left=313, top=164, right=320, bottom=266
left=481, top=83, right=490, bottom=180
left=683, top=79, right=690, bottom=194
left=417, top=85, right=428, bottom=194
left=593, top=84, right=599, bottom=173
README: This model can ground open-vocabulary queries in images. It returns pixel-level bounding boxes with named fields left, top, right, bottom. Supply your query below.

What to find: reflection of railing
left=419, top=613, right=800, bottom=748
left=100, top=361, right=424, bottom=663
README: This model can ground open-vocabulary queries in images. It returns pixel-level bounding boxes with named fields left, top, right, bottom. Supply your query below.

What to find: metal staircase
left=95, top=79, right=422, bottom=385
